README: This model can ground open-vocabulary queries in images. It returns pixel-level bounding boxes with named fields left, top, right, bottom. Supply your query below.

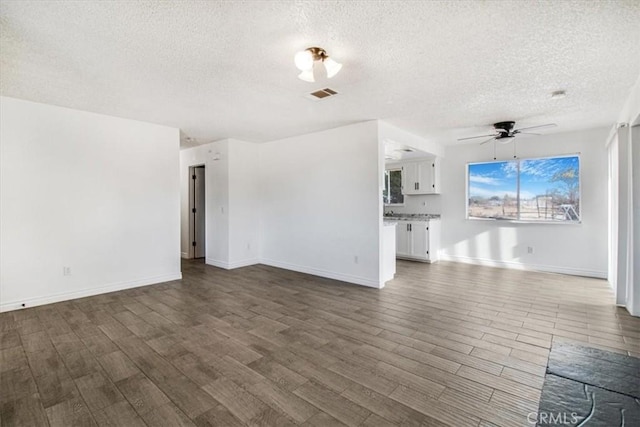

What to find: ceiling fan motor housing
left=493, top=121, right=516, bottom=138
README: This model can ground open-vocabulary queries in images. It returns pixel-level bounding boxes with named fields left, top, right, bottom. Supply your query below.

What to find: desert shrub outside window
left=467, top=155, right=580, bottom=222
left=384, top=169, right=404, bottom=205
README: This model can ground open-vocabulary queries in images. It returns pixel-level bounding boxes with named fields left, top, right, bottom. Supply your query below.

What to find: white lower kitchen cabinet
left=395, top=220, right=440, bottom=263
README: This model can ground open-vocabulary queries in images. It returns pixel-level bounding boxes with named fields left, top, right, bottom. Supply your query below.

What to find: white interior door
left=193, top=166, right=206, bottom=258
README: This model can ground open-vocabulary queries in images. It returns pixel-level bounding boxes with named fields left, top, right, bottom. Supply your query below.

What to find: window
left=467, top=155, right=580, bottom=222
left=383, top=169, right=404, bottom=205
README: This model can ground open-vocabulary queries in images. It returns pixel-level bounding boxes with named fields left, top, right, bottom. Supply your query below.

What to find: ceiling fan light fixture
left=294, top=50, right=314, bottom=71
left=295, top=47, right=341, bottom=81
left=323, top=57, right=342, bottom=78
left=297, top=69, right=315, bottom=83
left=498, top=135, right=515, bottom=144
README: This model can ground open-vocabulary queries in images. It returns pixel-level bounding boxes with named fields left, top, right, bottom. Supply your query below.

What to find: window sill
left=467, top=217, right=581, bottom=225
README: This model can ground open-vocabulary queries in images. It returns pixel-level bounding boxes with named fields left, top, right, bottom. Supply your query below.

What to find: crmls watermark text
left=528, top=411, right=579, bottom=425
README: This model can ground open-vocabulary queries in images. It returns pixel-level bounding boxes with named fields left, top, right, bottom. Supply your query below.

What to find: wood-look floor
left=1, top=260, right=639, bottom=427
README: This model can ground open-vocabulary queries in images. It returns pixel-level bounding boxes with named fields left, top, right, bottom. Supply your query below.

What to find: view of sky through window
left=468, top=156, right=580, bottom=221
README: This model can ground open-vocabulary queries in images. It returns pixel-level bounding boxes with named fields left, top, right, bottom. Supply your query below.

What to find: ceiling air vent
left=305, top=88, right=339, bottom=101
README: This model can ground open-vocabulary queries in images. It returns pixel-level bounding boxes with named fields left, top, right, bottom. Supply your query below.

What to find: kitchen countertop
left=383, top=214, right=440, bottom=221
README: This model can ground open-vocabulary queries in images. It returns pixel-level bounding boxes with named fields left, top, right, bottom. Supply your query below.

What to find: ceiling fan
left=458, top=121, right=557, bottom=145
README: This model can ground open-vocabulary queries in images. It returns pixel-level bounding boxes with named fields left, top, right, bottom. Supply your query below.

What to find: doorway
left=189, top=165, right=206, bottom=259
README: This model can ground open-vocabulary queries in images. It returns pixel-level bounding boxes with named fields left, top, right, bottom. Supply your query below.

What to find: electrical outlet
left=527, top=246, right=534, bottom=254
left=63, top=266, right=71, bottom=276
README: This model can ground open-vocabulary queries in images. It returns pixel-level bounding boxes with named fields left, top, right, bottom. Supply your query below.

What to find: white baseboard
left=0, top=272, right=183, bottom=313
left=180, top=252, right=190, bottom=259
left=260, top=258, right=382, bottom=289
left=439, top=253, right=607, bottom=279
left=205, top=258, right=259, bottom=270
left=229, top=259, right=259, bottom=269
left=205, top=257, right=382, bottom=289
left=205, top=258, right=227, bottom=269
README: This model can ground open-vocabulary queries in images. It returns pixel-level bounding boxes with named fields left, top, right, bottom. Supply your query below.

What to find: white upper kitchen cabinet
left=401, top=158, right=440, bottom=195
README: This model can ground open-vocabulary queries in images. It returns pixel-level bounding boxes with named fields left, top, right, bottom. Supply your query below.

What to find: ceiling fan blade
left=479, top=137, right=496, bottom=145
left=458, top=133, right=498, bottom=141
left=514, top=123, right=557, bottom=132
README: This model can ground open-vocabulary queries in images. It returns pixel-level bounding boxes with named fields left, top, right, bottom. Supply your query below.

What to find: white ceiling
left=2, top=1, right=639, bottom=147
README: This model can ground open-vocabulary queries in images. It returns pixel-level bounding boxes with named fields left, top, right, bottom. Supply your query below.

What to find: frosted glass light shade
left=298, top=69, right=315, bottom=82
left=498, top=136, right=515, bottom=144
left=323, top=57, right=342, bottom=78
left=294, top=50, right=314, bottom=71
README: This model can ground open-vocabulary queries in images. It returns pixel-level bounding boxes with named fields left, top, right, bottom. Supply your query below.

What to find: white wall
left=630, top=123, right=640, bottom=316
left=384, top=193, right=442, bottom=215
left=439, top=127, right=609, bottom=278
left=383, top=159, right=442, bottom=215
left=379, top=121, right=445, bottom=158
left=0, top=97, right=181, bottom=312
left=612, top=73, right=640, bottom=316
left=259, top=121, right=384, bottom=288
left=228, top=139, right=260, bottom=267
left=179, top=138, right=259, bottom=269
left=179, top=140, right=229, bottom=262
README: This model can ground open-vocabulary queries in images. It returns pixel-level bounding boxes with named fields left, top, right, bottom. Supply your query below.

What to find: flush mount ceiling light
left=294, top=47, right=342, bottom=82
left=551, top=90, right=567, bottom=99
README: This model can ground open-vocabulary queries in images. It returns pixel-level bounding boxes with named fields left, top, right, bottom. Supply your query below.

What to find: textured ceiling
left=2, top=1, right=639, bottom=146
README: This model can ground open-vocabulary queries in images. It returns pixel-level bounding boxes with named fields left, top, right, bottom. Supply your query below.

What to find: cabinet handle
left=409, top=224, right=412, bottom=231
left=417, top=182, right=419, bottom=190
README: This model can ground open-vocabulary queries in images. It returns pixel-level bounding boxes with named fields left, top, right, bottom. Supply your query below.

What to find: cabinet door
left=432, top=157, right=440, bottom=194
left=409, top=221, right=429, bottom=259
left=426, top=219, right=440, bottom=262
left=416, top=161, right=434, bottom=194
left=396, top=222, right=411, bottom=256
left=402, top=163, right=418, bottom=195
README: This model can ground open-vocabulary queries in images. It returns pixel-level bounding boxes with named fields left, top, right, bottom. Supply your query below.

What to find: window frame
left=383, top=167, right=405, bottom=206
left=466, top=154, right=582, bottom=224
